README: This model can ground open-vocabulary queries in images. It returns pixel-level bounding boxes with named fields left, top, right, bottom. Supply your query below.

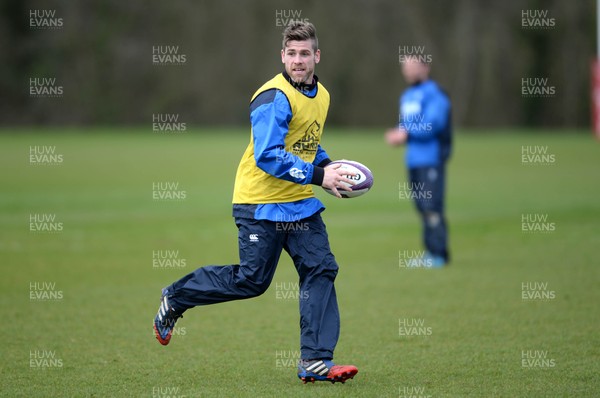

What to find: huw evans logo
left=521, top=10, right=555, bottom=29
left=151, top=386, right=187, bottom=398
left=152, top=182, right=187, bottom=201
left=152, top=45, right=187, bottom=65
left=400, top=113, right=432, bottom=134
left=398, top=318, right=432, bottom=336
left=29, top=77, right=63, bottom=98
left=399, top=182, right=432, bottom=201
left=521, top=77, right=556, bottom=98
left=275, top=10, right=309, bottom=27
left=29, top=145, right=63, bottom=165
left=274, top=282, right=309, bottom=301
left=152, top=250, right=187, bottom=268
left=152, top=114, right=186, bottom=133
left=398, top=250, right=432, bottom=269
left=30, top=282, right=63, bottom=301
left=151, top=323, right=187, bottom=339
left=521, top=350, right=556, bottom=368
left=275, top=214, right=309, bottom=233
left=521, top=145, right=555, bottom=165
left=29, top=9, right=63, bottom=29
left=521, top=282, right=555, bottom=301
left=399, top=386, right=432, bottom=398
left=521, top=214, right=555, bottom=233
left=274, top=350, right=301, bottom=368
left=29, top=213, right=63, bottom=233
left=30, top=350, right=63, bottom=369
left=399, top=45, right=432, bottom=64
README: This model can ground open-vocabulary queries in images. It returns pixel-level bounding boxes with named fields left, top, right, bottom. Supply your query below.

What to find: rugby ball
left=322, top=160, right=374, bottom=198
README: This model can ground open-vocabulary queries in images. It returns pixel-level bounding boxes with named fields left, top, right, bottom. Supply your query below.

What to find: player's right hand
left=385, top=128, right=408, bottom=146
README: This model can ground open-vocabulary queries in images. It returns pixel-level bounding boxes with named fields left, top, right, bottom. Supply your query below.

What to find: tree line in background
left=0, top=0, right=594, bottom=129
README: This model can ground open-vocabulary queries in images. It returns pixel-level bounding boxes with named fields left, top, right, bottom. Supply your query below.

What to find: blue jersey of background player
left=385, top=57, right=452, bottom=267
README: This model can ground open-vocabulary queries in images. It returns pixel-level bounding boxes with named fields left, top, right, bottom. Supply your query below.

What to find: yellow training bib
left=232, top=74, right=330, bottom=204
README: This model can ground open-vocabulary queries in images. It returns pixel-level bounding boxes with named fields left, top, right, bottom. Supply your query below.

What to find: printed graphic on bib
left=292, top=120, right=320, bottom=157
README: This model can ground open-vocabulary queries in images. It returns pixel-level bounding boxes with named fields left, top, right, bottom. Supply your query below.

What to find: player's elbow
left=254, top=152, right=279, bottom=175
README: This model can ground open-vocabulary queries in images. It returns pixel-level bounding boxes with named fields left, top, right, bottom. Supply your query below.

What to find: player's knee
left=324, top=256, right=339, bottom=274
left=235, top=267, right=273, bottom=297
left=242, top=279, right=271, bottom=298
left=304, top=256, right=339, bottom=278
left=424, top=211, right=441, bottom=227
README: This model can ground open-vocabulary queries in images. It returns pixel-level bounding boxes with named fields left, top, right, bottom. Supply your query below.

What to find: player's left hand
left=385, top=128, right=408, bottom=146
left=322, top=163, right=356, bottom=198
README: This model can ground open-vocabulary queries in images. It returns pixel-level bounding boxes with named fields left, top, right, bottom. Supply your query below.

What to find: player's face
left=401, top=59, right=430, bottom=84
left=281, top=40, right=320, bottom=84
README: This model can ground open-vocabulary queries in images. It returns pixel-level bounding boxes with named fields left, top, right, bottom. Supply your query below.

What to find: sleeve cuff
left=310, top=166, right=325, bottom=186
left=316, top=158, right=332, bottom=168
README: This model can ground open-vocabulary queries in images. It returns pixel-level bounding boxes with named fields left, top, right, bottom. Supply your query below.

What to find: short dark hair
left=282, top=21, right=318, bottom=52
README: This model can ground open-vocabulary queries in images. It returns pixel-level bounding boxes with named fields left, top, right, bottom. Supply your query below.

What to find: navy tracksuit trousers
left=166, top=211, right=340, bottom=360
left=409, top=164, right=449, bottom=262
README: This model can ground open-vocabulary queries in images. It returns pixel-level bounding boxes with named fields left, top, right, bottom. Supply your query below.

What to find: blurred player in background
left=153, top=21, right=358, bottom=384
left=385, top=57, right=452, bottom=267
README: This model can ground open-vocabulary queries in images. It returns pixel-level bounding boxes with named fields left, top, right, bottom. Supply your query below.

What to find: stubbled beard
left=291, top=70, right=310, bottom=84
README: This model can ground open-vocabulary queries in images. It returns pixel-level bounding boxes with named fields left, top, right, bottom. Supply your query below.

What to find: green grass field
left=1, top=129, right=599, bottom=397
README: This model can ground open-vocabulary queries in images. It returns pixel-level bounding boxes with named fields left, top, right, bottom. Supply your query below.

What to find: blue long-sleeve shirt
left=399, top=79, right=452, bottom=168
